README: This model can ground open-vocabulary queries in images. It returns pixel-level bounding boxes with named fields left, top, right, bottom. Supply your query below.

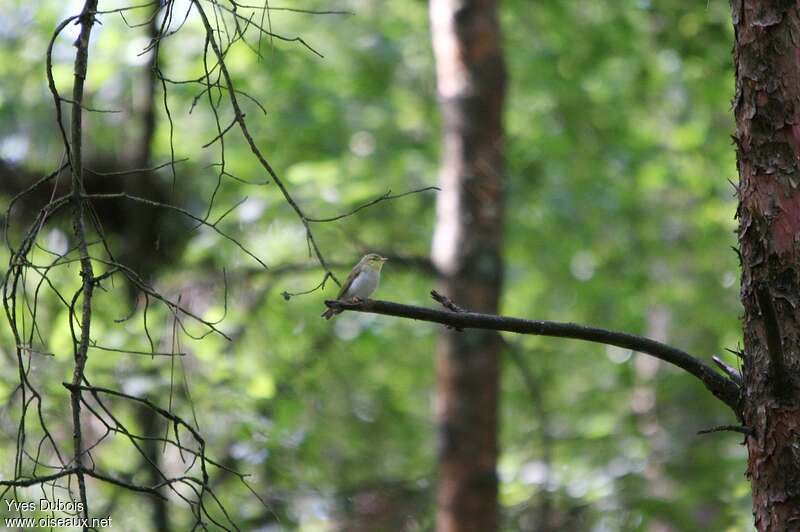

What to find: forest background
left=0, top=0, right=750, bottom=530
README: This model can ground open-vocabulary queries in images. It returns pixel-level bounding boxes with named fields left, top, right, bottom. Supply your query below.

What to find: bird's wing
left=336, top=265, right=361, bottom=299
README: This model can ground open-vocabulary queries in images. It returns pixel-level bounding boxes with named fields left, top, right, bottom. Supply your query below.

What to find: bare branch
left=192, top=0, right=336, bottom=284
left=325, top=295, right=742, bottom=412
left=697, top=425, right=753, bottom=436
left=3, top=1, right=293, bottom=526
left=66, top=0, right=100, bottom=519
left=0, top=469, right=77, bottom=488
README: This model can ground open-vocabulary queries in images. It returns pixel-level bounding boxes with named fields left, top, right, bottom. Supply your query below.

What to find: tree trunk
left=429, top=1, right=506, bottom=531
left=732, top=2, right=800, bottom=529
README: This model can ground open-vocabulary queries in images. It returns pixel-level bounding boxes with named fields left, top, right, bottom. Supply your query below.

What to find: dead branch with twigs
left=1, top=1, right=433, bottom=528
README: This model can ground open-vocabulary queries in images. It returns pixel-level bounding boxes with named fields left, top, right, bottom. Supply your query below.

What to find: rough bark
left=732, top=1, right=800, bottom=529
left=429, top=1, right=506, bottom=530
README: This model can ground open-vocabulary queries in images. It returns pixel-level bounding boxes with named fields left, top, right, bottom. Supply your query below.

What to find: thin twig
left=306, top=186, right=440, bottom=223
left=85, top=158, right=188, bottom=176
left=230, top=2, right=353, bottom=15
left=83, top=192, right=268, bottom=270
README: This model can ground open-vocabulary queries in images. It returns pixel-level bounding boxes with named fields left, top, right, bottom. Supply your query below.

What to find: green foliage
left=0, top=0, right=750, bottom=530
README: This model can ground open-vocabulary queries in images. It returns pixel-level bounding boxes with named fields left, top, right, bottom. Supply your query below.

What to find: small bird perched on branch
left=321, top=253, right=388, bottom=319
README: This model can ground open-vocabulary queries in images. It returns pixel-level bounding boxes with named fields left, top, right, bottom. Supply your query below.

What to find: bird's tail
left=321, top=307, right=339, bottom=320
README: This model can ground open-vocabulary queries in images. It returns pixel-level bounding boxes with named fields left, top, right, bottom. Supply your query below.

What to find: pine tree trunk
left=732, top=2, right=800, bottom=529
left=429, top=1, right=506, bottom=530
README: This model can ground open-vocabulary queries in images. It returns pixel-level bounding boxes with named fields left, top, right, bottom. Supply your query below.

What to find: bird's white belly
left=344, top=269, right=379, bottom=299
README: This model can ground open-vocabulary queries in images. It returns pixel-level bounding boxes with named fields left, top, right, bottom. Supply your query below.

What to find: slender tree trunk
left=732, top=2, right=800, bottom=529
left=429, top=1, right=506, bottom=530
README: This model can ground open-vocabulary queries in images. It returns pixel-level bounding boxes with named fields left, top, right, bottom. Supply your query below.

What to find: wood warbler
left=321, top=253, right=388, bottom=319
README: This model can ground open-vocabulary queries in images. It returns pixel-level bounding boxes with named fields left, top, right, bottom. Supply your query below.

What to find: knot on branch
left=430, top=290, right=464, bottom=331
left=755, top=283, right=792, bottom=398
left=431, top=290, right=465, bottom=313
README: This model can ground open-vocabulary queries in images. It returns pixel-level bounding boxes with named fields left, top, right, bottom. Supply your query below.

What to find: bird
left=321, top=253, right=388, bottom=319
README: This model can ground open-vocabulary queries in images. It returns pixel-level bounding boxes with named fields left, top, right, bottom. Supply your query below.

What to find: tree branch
left=67, top=0, right=100, bottom=521
left=192, top=0, right=335, bottom=283
left=325, top=295, right=742, bottom=412
left=697, top=424, right=753, bottom=436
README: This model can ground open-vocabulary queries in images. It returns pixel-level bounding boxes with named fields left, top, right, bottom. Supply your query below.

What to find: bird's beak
left=380, top=257, right=389, bottom=262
